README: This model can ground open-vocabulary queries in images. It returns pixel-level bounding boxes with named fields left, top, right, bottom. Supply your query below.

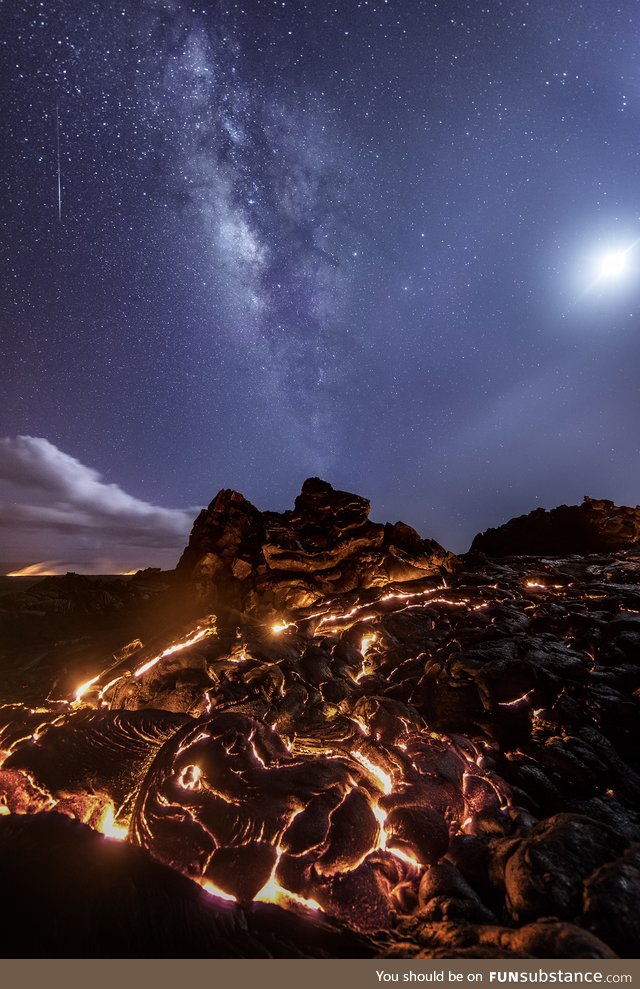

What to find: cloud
left=0, top=436, right=197, bottom=573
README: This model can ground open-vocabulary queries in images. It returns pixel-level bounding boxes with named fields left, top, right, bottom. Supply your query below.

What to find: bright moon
left=599, top=251, right=628, bottom=279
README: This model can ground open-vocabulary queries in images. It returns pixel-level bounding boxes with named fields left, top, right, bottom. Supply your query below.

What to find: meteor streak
left=55, top=103, right=62, bottom=221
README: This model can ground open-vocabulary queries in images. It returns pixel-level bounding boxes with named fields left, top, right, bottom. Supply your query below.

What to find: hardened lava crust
left=0, top=480, right=639, bottom=958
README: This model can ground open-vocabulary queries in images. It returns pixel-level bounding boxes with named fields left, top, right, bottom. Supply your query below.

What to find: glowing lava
left=71, top=621, right=217, bottom=706
left=97, top=803, right=128, bottom=841
left=350, top=750, right=393, bottom=794
left=202, top=881, right=237, bottom=903
left=271, top=621, right=294, bottom=635
left=133, top=625, right=215, bottom=678
left=74, top=675, right=102, bottom=704
left=254, top=849, right=321, bottom=912
left=6, top=562, right=61, bottom=577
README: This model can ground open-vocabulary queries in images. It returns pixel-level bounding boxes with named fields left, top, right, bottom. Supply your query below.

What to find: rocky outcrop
left=177, top=477, right=456, bottom=615
left=470, top=497, right=640, bottom=557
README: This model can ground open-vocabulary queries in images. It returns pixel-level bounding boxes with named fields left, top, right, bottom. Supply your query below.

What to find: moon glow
left=598, top=251, right=628, bottom=279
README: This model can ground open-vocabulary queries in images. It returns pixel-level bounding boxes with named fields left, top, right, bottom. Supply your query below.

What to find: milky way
left=2, top=0, right=640, bottom=566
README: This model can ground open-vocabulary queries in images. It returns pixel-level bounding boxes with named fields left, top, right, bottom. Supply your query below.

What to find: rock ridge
left=177, top=477, right=456, bottom=615
left=471, top=496, right=640, bottom=557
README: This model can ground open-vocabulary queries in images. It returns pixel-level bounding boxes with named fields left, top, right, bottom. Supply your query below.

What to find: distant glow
left=6, top=562, right=59, bottom=577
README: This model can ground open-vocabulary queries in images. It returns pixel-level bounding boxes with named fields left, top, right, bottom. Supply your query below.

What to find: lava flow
left=1, top=481, right=639, bottom=958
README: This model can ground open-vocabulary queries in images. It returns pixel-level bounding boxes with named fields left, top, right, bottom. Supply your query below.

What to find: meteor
left=55, top=103, right=62, bottom=221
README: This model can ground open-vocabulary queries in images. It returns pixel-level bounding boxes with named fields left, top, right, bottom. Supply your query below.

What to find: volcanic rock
left=502, top=813, right=627, bottom=924
left=471, top=496, right=640, bottom=556
left=1, top=709, right=190, bottom=818
left=417, top=861, right=496, bottom=924
left=3, top=484, right=640, bottom=957
left=392, top=917, right=615, bottom=960
left=582, top=847, right=640, bottom=956
left=0, top=568, right=193, bottom=707
left=0, top=812, right=374, bottom=957
left=176, top=477, right=456, bottom=616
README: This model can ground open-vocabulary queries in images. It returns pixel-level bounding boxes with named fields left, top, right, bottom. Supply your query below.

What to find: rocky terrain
left=1, top=481, right=639, bottom=958
left=176, top=477, right=456, bottom=614
left=471, top=495, right=640, bottom=557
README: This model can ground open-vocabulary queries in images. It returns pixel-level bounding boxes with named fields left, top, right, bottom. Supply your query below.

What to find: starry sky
left=2, top=0, right=640, bottom=571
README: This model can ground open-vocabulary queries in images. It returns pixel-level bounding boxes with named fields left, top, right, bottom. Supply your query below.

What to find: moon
left=570, top=238, right=640, bottom=305
left=598, top=250, right=628, bottom=279
left=588, top=239, right=640, bottom=291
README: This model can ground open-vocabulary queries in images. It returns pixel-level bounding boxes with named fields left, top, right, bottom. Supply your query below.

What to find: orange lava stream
left=72, top=620, right=217, bottom=706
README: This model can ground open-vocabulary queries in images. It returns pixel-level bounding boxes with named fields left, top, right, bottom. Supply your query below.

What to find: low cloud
left=0, top=436, right=197, bottom=573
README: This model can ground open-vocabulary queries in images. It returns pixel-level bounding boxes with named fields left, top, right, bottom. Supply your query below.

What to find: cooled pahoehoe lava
left=1, top=480, right=639, bottom=957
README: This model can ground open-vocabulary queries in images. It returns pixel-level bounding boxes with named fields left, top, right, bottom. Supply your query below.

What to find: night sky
left=2, top=0, right=640, bottom=571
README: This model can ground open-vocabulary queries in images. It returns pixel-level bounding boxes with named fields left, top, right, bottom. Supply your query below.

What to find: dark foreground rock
left=0, top=813, right=374, bottom=958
